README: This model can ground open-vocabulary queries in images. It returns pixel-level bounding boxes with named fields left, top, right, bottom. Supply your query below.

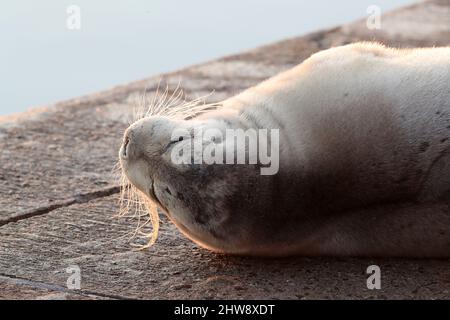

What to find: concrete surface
left=0, top=0, right=449, bottom=299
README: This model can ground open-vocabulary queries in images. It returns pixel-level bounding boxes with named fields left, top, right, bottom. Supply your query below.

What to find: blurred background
left=1, top=0, right=415, bottom=115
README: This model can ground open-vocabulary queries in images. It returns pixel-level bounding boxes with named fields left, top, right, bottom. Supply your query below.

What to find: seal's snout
left=120, top=121, right=150, bottom=161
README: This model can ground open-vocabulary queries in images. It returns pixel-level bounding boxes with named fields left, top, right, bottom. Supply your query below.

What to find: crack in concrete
left=0, top=186, right=120, bottom=227
left=0, top=274, right=134, bottom=300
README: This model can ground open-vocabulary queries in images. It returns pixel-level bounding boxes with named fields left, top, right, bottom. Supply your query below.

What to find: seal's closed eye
left=165, top=136, right=184, bottom=150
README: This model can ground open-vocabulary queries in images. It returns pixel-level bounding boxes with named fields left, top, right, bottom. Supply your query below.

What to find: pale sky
left=0, top=0, right=415, bottom=115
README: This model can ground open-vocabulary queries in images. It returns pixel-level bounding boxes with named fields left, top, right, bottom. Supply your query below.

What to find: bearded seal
left=119, top=43, right=450, bottom=257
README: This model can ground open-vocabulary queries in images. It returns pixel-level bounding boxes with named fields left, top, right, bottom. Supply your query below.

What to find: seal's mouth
left=148, top=180, right=158, bottom=203
left=148, top=179, right=168, bottom=213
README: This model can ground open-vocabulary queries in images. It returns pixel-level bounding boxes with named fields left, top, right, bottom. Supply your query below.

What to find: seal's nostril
left=123, top=136, right=130, bottom=157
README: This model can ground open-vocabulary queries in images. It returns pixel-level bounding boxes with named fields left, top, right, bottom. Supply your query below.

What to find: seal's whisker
left=133, top=90, right=148, bottom=123
left=156, top=87, right=184, bottom=117
left=152, top=84, right=169, bottom=116
left=146, top=78, right=163, bottom=119
left=154, top=82, right=183, bottom=117
left=160, top=80, right=182, bottom=109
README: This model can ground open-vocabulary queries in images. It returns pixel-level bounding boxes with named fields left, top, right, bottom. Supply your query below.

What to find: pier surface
left=1, top=0, right=449, bottom=299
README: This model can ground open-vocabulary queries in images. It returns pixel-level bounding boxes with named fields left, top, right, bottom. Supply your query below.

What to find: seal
left=119, top=43, right=450, bottom=257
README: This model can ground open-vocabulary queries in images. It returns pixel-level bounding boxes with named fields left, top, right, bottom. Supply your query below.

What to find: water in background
left=0, top=0, right=414, bottom=115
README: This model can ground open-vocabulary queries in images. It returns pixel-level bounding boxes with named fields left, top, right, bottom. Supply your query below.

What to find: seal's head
left=119, top=115, right=263, bottom=253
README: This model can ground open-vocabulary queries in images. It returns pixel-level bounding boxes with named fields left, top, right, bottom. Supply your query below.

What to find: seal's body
left=120, top=43, right=450, bottom=257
